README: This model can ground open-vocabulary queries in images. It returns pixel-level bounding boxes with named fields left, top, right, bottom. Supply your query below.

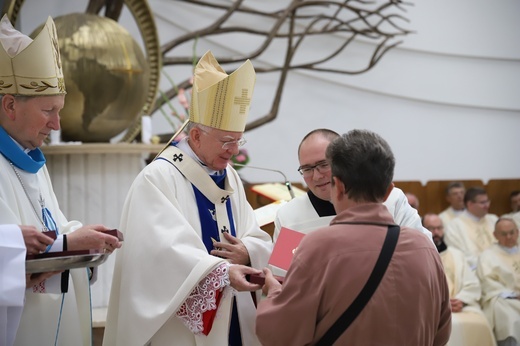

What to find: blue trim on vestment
left=0, top=125, right=45, bottom=173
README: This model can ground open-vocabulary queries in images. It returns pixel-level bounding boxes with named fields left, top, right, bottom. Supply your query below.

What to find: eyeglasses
left=473, top=199, right=491, bottom=205
left=200, top=128, right=247, bottom=150
left=298, top=160, right=331, bottom=177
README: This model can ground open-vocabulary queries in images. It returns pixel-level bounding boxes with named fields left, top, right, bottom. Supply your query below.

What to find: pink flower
left=178, top=88, right=189, bottom=109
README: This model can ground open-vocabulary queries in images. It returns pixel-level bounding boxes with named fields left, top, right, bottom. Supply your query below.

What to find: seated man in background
left=502, top=190, right=520, bottom=228
left=423, top=213, right=495, bottom=346
left=274, top=129, right=430, bottom=243
left=439, top=182, right=466, bottom=226
left=444, top=186, right=498, bottom=269
left=477, top=218, right=520, bottom=346
left=257, top=129, right=451, bottom=345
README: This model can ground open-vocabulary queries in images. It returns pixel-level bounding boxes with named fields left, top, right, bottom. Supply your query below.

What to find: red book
left=249, top=227, right=305, bottom=285
left=268, top=227, right=305, bottom=271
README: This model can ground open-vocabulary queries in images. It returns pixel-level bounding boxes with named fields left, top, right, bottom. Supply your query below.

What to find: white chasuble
left=104, top=143, right=272, bottom=346
left=440, top=248, right=495, bottom=346
left=477, top=244, right=520, bottom=343
left=0, top=155, right=92, bottom=346
left=445, top=212, right=498, bottom=269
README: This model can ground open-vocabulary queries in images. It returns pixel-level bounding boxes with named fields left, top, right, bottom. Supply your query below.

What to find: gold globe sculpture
left=32, top=13, right=149, bottom=142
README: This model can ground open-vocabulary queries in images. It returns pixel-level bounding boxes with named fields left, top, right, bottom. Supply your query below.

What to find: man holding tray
left=0, top=15, right=121, bottom=346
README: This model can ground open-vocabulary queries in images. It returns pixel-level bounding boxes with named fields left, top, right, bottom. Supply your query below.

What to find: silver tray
left=26, top=252, right=110, bottom=273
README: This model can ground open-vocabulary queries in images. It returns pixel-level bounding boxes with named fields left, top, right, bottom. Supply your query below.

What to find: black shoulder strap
left=316, top=224, right=400, bottom=346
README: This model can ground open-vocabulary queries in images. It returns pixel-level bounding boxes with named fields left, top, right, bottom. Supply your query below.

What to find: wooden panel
left=487, top=179, right=520, bottom=216
left=392, top=181, right=425, bottom=215
left=424, top=180, right=484, bottom=215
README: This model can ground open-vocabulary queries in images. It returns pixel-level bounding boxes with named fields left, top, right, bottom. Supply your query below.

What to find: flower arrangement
left=232, top=148, right=250, bottom=170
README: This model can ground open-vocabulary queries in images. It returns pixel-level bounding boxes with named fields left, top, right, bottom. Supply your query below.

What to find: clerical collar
left=308, top=190, right=336, bottom=217
left=498, top=244, right=519, bottom=255
left=452, top=208, right=464, bottom=215
left=435, top=240, right=448, bottom=253
left=176, top=138, right=223, bottom=176
left=462, top=210, right=482, bottom=222
left=0, top=125, right=45, bottom=173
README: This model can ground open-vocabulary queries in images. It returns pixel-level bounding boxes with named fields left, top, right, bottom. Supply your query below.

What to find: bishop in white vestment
left=0, top=15, right=121, bottom=346
left=104, top=51, right=272, bottom=346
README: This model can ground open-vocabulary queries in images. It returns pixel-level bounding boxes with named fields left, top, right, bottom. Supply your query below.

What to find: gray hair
left=326, top=129, right=395, bottom=203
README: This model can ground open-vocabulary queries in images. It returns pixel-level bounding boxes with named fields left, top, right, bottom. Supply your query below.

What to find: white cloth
left=502, top=211, right=520, bottom=229
left=477, top=244, right=520, bottom=344
left=0, top=155, right=92, bottom=346
left=103, top=143, right=272, bottom=346
left=444, top=211, right=498, bottom=269
left=0, top=224, right=25, bottom=346
left=0, top=15, right=32, bottom=57
left=440, top=247, right=495, bottom=346
left=439, top=206, right=464, bottom=227
left=274, top=186, right=430, bottom=241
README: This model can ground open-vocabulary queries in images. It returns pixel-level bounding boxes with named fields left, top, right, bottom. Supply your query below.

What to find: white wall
left=19, top=0, right=520, bottom=186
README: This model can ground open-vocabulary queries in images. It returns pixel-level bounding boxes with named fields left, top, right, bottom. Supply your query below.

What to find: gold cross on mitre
left=234, top=89, right=251, bottom=115
left=189, top=51, right=256, bottom=132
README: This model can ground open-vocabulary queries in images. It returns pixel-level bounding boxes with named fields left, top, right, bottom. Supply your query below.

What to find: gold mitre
left=0, top=15, right=65, bottom=96
left=190, top=51, right=255, bottom=132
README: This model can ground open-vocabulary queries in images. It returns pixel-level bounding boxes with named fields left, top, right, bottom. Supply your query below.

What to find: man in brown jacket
left=256, top=129, right=451, bottom=345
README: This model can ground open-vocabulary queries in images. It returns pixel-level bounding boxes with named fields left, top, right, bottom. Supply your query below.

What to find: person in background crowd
left=444, top=186, right=498, bottom=269
left=423, top=213, right=495, bottom=346
left=477, top=218, right=520, bottom=346
left=439, top=182, right=466, bottom=226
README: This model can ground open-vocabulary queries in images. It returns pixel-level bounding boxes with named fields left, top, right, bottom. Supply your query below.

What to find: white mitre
left=189, top=50, right=256, bottom=132
left=0, top=15, right=66, bottom=96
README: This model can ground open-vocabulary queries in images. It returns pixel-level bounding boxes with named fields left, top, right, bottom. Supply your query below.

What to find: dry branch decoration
left=3, top=0, right=411, bottom=139
left=155, top=0, right=412, bottom=132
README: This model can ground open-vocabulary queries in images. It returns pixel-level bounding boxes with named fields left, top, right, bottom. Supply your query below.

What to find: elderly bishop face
left=0, top=15, right=66, bottom=149
left=3, top=94, right=64, bottom=149
left=191, top=126, right=246, bottom=171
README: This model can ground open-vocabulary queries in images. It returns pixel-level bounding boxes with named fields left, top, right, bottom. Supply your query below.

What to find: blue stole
left=192, top=172, right=242, bottom=345
left=0, top=126, right=59, bottom=243
left=192, top=172, right=237, bottom=252
left=0, top=126, right=45, bottom=173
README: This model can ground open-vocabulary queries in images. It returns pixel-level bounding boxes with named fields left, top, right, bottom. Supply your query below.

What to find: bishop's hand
left=211, top=232, right=250, bottom=265
left=229, top=264, right=262, bottom=291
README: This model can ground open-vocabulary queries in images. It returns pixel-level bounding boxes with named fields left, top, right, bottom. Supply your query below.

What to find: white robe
left=444, top=211, right=498, bottom=269
left=103, top=149, right=272, bottom=346
left=273, top=186, right=430, bottom=241
left=440, top=247, right=495, bottom=346
left=0, top=224, right=25, bottom=346
left=0, top=154, right=92, bottom=346
left=439, top=206, right=464, bottom=227
left=477, top=244, right=520, bottom=344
